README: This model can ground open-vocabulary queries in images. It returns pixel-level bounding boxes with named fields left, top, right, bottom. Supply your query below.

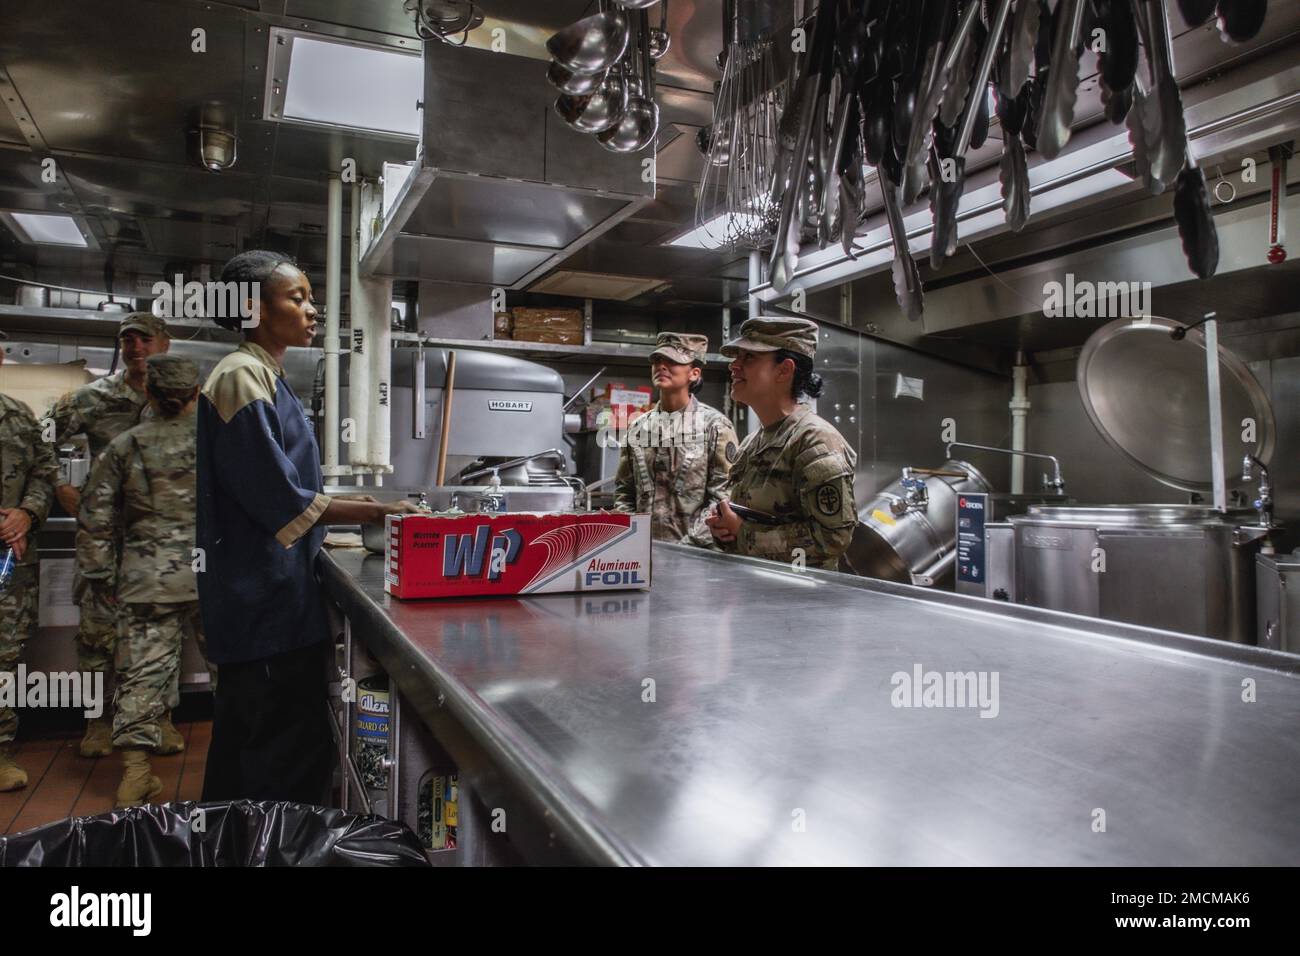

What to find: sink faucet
left=891, top=467, right=930, bottom=516
left=1241, top=455, right=1274, bottom=528
left=945, top=441, right=1065, bottom=493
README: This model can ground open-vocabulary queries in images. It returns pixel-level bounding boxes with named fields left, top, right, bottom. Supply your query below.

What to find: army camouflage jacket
left=719, top=403, right=858, bottom=570
left=0, top=392, right=58, bottom=566
left=47, top=370, right=150, bottom=486
left=77, top=411, right=197, bottom=603
left=614, top=397, right=739, bottom=546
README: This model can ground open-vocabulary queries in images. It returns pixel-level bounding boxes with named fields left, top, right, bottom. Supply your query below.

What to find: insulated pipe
left=365, top=275, right=394, bottom=486
left=348, top=181, right=370, bottom=484
left=1010, top=350, right=1030, bottom=494
left=358, top=181, right=393, bottom=486
left=323, top=173, right=342, bottom=475
left=1204, top=317, right=1227, bottom=512
left=748, top=249, right=762, bottom=320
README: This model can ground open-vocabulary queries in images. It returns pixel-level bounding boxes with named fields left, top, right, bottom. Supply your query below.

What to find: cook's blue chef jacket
left=196, top=341, right=332, bottom=665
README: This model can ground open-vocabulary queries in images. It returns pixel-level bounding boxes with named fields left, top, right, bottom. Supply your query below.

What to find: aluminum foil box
left=384, top=512, right=652, bottom=599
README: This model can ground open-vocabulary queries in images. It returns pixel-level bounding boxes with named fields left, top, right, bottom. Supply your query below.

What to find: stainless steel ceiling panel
left=137, top=218, right=242, bottom=260
left=402, top=175, right=632, bottom=249
left=54, top=155, right=255, bottom=221
left=284, top=0, right=421, bottom=37
left=382, top=234, right=552, bottom=285
left=0, top=102, right=24, bottom=146
left=0, top=148, right=66, bottom=214
left=0, top=0, right=248, bottom=165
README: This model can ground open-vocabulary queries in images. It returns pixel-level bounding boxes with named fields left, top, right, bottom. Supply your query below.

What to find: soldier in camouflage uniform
left=613, top=332, right=738, bottom=546
left=0, top=340, right=60, bottom=791
left=77, top=354, right=202, bottom=807
left=705, top=318, right=857, bottom=570
left=47, top=312, right=170, bottom=757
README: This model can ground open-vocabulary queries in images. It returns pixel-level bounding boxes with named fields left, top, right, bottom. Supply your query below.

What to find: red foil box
left=384, top=512, right=653, bottom=599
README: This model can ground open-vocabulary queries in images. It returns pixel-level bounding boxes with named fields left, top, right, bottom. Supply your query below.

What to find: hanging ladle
left=556, top=68, right=628, bottom=134
left=598, top=9, right=659, bottom=152
left=547, top=2, right=631, bottom=75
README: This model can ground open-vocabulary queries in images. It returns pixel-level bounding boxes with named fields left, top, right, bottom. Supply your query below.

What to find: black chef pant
left=202, top=641, right=335, bottom=805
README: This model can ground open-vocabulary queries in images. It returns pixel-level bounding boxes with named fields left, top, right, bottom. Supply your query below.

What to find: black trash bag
left=0, top=800, right=430, bottom=867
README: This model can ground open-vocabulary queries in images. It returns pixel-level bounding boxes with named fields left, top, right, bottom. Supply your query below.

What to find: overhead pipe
left=323, top=173, right=343, bottom=476
left=348, top=181, right=371, bottom=485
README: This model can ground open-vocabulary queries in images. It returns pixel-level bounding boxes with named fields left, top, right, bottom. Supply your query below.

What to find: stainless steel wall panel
left=1027, top=381, right=1184, bottom=506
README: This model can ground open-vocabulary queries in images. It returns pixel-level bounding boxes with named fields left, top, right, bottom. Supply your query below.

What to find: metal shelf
left=389, top=331, right=728, bottom=367
left=0, top=305, right=229, bottom=338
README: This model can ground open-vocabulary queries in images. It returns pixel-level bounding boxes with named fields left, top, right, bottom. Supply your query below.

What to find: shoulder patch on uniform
left=815, top=482, right=842, bottom=517
left=801, top=451, right=852, bottom=487
left=793, top=441, right=830, bottom=473
left=725, top=441, right=739, bottom=464
left=202, top=351, right=278, bottom=423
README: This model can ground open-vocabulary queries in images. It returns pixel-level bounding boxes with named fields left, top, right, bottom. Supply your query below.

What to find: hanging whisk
left=693, top=1, right=785, bottom=250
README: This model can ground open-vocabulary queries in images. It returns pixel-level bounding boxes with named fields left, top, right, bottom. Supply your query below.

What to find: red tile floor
left=1, top=719, right=211, bottom=835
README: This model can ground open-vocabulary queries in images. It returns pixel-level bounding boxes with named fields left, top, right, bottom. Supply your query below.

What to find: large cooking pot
left=1008, top=504, right=1258, bottom=642
left=844, top=459, right=992, bottom=586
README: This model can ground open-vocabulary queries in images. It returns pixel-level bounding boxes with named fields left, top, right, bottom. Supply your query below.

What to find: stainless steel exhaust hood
left=360, top=43, right=655, bottom=289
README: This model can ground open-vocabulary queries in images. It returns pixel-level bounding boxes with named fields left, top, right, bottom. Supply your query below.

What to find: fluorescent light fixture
left=668, top=212, right=766, bottom=250
left=6, top=212, right=88, bottom=247
left=268, top=30, right=422, bottom=138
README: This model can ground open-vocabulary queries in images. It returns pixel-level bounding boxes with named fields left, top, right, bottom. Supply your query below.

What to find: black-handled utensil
left=724, top=502, right=783, bottom=526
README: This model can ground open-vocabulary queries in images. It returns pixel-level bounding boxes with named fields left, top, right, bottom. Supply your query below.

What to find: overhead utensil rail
left=752, top=57, right=1300, bottom=304
left=321, top=544, right=1300, bottom=866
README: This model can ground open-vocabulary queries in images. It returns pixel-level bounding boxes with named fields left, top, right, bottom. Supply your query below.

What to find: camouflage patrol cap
left=120, top=312, right=169, bottom=339
left=720, top=317, right=819, bottom=360
left=146, top=354, right=200, bottom=390
left=649, top=332, right=709, bottom=365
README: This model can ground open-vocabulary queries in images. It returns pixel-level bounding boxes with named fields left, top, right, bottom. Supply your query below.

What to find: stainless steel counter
left=321, top=543, right=1300, bottom=866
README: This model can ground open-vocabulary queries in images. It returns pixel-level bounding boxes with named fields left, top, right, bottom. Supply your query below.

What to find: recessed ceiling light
left=7, top=212, right=89, bottom=247
left=268, top=30, right=423, bottom=138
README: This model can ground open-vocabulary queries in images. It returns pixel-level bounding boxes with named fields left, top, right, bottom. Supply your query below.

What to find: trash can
left=0, top=800, right=431, bottom=867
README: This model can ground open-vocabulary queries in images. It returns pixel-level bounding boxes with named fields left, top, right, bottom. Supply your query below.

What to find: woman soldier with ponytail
left=78, top=354, right=211, bottom=807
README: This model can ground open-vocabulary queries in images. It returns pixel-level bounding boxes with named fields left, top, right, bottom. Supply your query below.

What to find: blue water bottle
left=0, top=547, right=14, bottom=594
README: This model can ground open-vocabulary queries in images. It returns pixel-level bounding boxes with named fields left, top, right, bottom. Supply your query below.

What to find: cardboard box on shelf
left=509, top=307, right=584, bottom=346
left=384, top=511, right=652, bottom=599
left=510, top=327, right=583, bottom=345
